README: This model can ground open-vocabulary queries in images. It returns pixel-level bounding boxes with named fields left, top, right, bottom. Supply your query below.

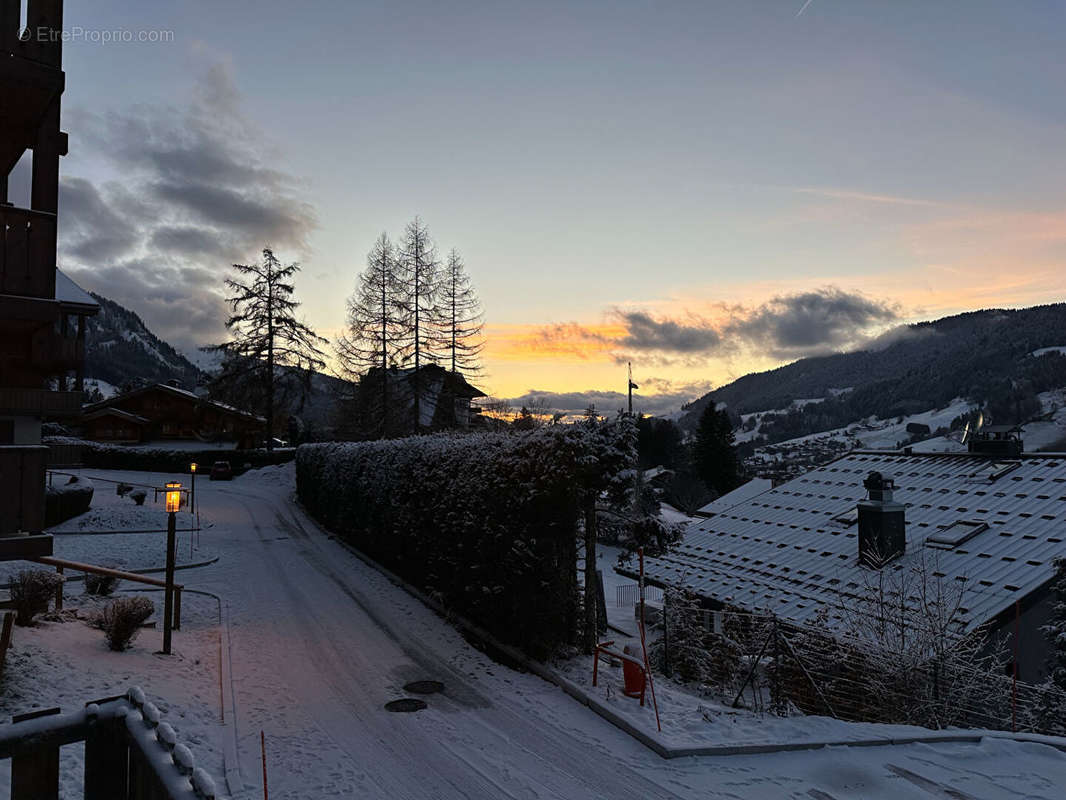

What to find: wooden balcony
left=0, top=388, right=81, bottom=417
left=0, top=206, right=57, bottom=299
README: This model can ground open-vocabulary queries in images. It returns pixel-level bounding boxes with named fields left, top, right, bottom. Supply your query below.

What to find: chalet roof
left=83, top=383, right=266, bottom=424
left=393, top=365, right=487, bottom=398
left=625, top=450, right=1066, bottom=635
left=82, top=407, right=149, bottom=425
left=55, top=269, right=99, bottom=314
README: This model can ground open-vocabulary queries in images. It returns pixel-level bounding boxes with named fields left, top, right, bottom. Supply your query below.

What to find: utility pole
left=628, top=362, right=639, bottom=416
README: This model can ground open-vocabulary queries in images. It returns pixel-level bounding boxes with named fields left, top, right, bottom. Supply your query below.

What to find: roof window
left=926, top=519, right=989, bottom=549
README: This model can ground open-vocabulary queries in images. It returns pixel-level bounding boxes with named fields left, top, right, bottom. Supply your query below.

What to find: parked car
left=209, top=461, right=233, bottom=481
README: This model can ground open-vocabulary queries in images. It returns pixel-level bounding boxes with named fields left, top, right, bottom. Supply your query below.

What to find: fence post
left=174, top=588, right=182, bottom=632
left=11, top=708, right=61, bottom=800
left=662, top=592, right=670, bottom=678
left=54, top=565, right=63, bottom=612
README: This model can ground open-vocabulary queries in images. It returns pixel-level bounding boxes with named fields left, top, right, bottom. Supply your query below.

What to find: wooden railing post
left=84, top=713, right=128, bottom=800
left=10, top=708, right=61, bottom=800
left=173, top=588, right=181, bottom=632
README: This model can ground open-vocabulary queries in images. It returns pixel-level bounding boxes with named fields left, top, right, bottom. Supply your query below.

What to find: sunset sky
left=17, top=1, right=1066, bottom=415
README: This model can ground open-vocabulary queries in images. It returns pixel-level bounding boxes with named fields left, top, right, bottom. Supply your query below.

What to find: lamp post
left=163, top=481, right=181, bottom=655
left=189, top=462, right=197, bottom=516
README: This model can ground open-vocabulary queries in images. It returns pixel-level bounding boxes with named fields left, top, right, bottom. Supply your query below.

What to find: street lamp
left=189, top=462, right=197, bottom=516
left=162, top=481, right=181, bottom=654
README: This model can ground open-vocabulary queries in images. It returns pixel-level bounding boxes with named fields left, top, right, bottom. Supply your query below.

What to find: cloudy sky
left=17, top=1, right=1066, bottom=415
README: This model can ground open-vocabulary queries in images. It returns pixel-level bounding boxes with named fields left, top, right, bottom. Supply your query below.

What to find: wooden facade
left=0, top=0, right=97, bottom=553
left=82, top=384, right=265, bottom=448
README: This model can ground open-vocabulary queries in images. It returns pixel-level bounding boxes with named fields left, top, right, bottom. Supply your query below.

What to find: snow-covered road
left=176, top=468, right=1066, bottom=799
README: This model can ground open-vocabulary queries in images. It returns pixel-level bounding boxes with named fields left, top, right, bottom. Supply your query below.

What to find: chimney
left=857, top=471, right=906, bottom=568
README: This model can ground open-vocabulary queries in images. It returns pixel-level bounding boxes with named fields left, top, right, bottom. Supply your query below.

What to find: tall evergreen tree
left=334, top=233, right=403, bottom=437
left=693, top=403, right=741, bottom=496
left=394, top=216, right=441, bottom=431
left=209, top=248, right=326, bottom=450
left=437, top=248, right=484, bottom=375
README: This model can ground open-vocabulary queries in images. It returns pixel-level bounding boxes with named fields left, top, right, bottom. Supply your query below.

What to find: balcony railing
left=0, top=388, right=81, bottom=417
left=0, top=206, right=57, bottom=299
left=0, top=688, right=221, bottom=799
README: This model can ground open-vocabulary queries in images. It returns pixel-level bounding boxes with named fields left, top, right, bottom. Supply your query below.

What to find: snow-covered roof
left=695, top=478, right=774, bottom=516
left=55, top=269, right=99, bottom=312
left=84, top=383, right=266, bottom=423
left=82, top=407, right=150, bottom=425
left=629, top=450, right=1066, bottom=634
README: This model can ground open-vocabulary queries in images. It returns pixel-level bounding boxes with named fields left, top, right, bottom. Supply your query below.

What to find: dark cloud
left=726, top=288, right=900, bottom=358
left=526, top=288, right=900, bottom=367
left=613, top=310, right=722, bottom=353
left=56, top=63, right=317, bottom=355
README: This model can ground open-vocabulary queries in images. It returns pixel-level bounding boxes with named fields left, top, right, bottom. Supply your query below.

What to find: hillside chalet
left=0, top=3, right=97, bottom=557
left=625, top=430, right=1066, bottom=682
left=82, top=383, right=265, bottom=448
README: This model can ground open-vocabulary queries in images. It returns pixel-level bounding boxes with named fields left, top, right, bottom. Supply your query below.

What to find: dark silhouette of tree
left=209, top=248, right=326, bottom=450
left=693, top=403, right=740, bottom=496
left=335, top=233, right=403, bottom=438
left=437, top=248, right=484, bottom=375
left=395, top=217, right=441, bottom=431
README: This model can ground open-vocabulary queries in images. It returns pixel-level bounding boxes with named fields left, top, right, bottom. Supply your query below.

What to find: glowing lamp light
left=190, top=462, right=197, bottom=473
left=165, top=482, right=182, bottom=513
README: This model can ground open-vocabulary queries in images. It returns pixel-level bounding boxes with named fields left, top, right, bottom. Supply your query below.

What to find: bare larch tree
left=437, top=248, right=484, bottom=375
left=335, top=233, right=404, bottom=437
left=394, top=217, right=441, bottom=432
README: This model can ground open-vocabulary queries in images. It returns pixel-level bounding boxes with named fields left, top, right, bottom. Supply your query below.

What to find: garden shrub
left=84, top=571, right=120, bottom=596
left=100, top=596, right=154, bottom=651
left=10, top=569, right=64, bottom=626
left=296, top=421, right=635, bottom=658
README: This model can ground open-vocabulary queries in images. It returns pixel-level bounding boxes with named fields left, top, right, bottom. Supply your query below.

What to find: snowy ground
left=4, top=463, right=1066, bottom=798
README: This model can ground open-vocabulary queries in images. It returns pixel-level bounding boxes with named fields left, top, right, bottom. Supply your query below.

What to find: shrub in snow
left=84, top=570, right=120, bottom=596
left=10, top=569, right=64, bottom=626
left=100, top=596, right=154, bottom=651
left=652, top=589, right=742, bottom=686
left=44, top=475, right=94, bottom=526
left=81, top=441, right=293, bottom=472
left=116, top=482, right=133, bottom=496
left=129, top=488, right=147, bottom=506
left=297, top=419, right=637, bottom=658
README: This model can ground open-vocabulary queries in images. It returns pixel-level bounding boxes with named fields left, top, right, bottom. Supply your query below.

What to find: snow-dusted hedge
left=44, top=475, right=94, bottom=526
left=297, top=422, right=635, bottom=657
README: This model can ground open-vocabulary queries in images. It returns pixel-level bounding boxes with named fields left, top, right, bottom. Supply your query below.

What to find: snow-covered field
left=3, top=464, right=1066, bottom=798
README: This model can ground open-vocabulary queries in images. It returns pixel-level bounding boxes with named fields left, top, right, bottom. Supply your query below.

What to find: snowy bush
left=84, top=571, right=120, bottom=596
left=652, top=589, right=743, bottom=686
left=129, top=488, right=147, bottom=506
left=297, top=420, right=636, bottom=657
left=100, top=596, right=154, bottom=651
left=10, top=569, right=64, bottom=626
left=44, top=475, right=94, bottom=526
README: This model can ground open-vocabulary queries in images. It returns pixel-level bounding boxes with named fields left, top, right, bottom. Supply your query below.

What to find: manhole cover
left=403, top=680, right=444, bottom=695
left=385, top=698, right=427, bottom=713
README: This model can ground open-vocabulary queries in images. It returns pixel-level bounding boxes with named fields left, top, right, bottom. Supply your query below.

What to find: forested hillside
left=679, top=304, right=1066, bottom=442
left=84, top=293, right=203, bottom=391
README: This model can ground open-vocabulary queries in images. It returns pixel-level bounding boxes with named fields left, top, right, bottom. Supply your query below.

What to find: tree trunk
left=266, top=275, right=275, bottom=452
left=584, top=495, right=597, bottom=655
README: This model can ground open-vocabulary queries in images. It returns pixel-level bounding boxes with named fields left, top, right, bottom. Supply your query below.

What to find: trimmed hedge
left=296, top=421, right=634, bottom=658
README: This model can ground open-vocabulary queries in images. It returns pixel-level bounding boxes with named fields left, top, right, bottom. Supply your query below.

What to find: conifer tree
left=693, top=403, right=741, bottom=496
left=437, top=248, right=484, bottom=375
left=209, top=248, right=326, bottom=450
